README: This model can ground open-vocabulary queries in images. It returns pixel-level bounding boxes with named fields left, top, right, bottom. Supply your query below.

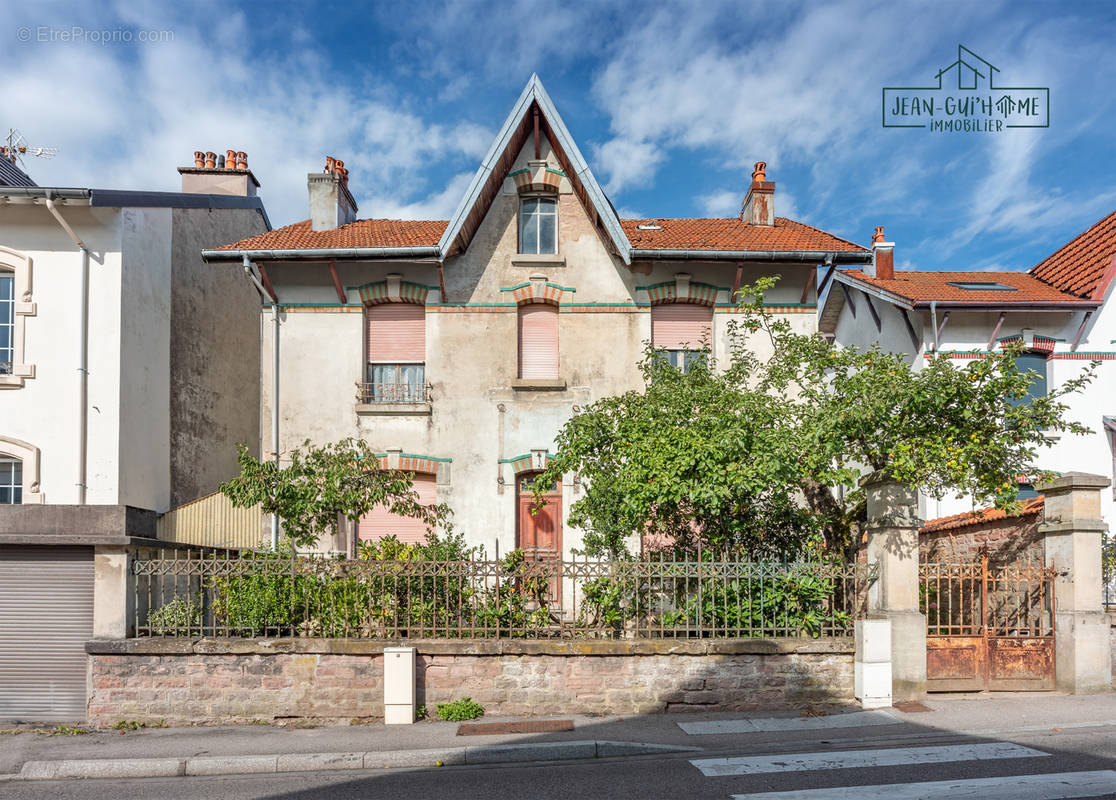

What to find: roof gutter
left=0, top=187, right=91, bottom=204
left=911, top=300, right=1101, bottom=310
left=201, top=246, right=441, bottom=263
left=630, top=248, right=872, bottom=264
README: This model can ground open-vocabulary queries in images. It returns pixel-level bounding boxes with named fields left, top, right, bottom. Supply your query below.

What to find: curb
left=11, top=740, right=701, bottom=781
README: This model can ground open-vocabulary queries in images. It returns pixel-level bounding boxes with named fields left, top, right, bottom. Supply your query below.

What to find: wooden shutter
left=357, top=474, right=437, bottom=545
left=367, top=303, right=425, bottom=362
left=517, top=303, right=559, bottom=379
left=651, top=303, right=712, bottom=349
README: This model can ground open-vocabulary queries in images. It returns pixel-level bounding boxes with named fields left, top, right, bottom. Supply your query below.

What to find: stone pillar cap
left=1035, top=472, right=1111, bottom=493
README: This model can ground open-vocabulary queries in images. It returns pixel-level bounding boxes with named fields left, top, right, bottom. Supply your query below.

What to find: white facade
left=823, top=273, right=1116, bottom=525
left=0, top=191, right=267, bottom=512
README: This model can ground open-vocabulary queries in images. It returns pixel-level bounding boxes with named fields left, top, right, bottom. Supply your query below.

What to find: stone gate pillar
left=1036, top=472, right=1112, bottom=694
left=862, top=471, right=926, bottom=700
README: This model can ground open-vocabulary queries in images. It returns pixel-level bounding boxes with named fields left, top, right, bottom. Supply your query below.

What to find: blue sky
left=3, top=0, right=1116, bottom=272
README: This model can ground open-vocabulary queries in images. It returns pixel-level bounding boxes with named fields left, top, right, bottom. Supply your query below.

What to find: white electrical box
left=383, top=646, right=416, bottom=724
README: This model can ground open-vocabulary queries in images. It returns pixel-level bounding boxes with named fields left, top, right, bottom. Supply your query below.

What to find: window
left=519, top=196, right=557, bottom=255
left=1013, top=352, right=1048, bottom=405
left=364, top=304, right=427, bottom=402
left=357, top=473, right=436, bottom=544
left=651, top=302, right=712, bottom=372
left=0, top=273, right=12, bottom=374
left=517, top=303, right=559, bottom=379
left=0, top=456, right=21, bottom=504
left=945, top=281, right=1017, bottom=292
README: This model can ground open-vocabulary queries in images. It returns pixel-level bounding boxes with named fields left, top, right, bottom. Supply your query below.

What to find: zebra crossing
left=682, top=713, right=1116, bottom=800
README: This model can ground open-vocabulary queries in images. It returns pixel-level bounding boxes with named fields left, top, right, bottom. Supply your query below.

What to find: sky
left=3, top=0, right=1115, bottom=272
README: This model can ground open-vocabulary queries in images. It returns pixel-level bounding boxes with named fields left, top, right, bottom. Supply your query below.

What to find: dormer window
left=520, top=196, right=557, bottom=255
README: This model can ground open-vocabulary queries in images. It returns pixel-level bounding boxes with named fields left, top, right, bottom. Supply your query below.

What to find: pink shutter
left=357, top=474, right=437, bottom=544
left=367, top=303, right=425, bottom=362
left=651, top=303, right=712, bottom=349
left=518, top=304, right=559, bottom=379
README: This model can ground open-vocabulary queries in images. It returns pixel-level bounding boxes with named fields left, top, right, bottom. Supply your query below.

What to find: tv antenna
left=1, top=129, right=58, bottom=166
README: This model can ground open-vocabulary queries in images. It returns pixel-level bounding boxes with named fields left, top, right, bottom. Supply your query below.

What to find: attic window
left=637, top=223, right=663, bottom=231
left=945, top=281, right=1017, bottom=292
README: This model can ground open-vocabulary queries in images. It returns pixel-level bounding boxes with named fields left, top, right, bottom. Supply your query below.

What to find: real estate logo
left=882, top=45, right=1050, bottom=133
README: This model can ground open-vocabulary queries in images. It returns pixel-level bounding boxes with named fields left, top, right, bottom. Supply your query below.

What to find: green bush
left=147, top=597, right=202, bottom=636
left=435, top=697, right=484, bottom=721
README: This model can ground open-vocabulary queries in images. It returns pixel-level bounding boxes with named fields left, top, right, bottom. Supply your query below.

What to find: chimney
left=739, top=161, right=775, bottom=226
left=308, top=156, right=359, bottom=230
left=178, top=148, right=259, bottom=196
left=869, top=225, right=895, bottom=280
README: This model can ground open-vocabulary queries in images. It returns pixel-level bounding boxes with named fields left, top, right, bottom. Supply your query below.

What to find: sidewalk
left=4, top=694, right=1116, bottom=782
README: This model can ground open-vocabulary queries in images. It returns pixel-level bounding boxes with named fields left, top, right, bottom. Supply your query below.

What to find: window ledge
left=512, top=254, right=566, bottom=268
left=355, top=402, right=432, bottom=416
left=511, top=378, right=567, bottom=391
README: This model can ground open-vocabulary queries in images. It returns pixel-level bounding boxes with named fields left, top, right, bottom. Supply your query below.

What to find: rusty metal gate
left=920, top=553, right=1056, bottom=691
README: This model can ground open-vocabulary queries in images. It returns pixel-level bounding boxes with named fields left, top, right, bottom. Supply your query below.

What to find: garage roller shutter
left=0, top=546, right=93, bottom=721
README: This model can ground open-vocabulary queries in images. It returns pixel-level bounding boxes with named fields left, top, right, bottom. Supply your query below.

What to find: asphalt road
left=6, top=712, right=1116, bottom=799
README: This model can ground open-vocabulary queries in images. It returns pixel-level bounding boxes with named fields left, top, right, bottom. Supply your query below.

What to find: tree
left=221, top=438, right=449, bottom=549
left=535, top=279, right=1095, bottom=558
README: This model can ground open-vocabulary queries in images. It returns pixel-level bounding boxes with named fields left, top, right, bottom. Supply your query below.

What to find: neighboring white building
left=0, top=151, right=272, bottom=722
left=204, top=75, right=874, bottom=557
left=0, top=153, right=271, bottom=512
left=820, top=218, right=1116, bottom=524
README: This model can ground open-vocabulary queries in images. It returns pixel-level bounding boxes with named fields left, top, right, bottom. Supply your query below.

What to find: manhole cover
left=458, top=719, right=575, bottom=736
left=893, top=701, right=933, bottom=713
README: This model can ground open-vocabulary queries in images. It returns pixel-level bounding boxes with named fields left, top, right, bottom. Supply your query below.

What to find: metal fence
left=355, top=381, right=433, bottom=404
left=920, top=558, right=1055, bottom=637
left=132, top=550, right=876, bottom=640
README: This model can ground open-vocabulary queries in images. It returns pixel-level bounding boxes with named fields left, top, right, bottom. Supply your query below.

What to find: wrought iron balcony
left=355, top=381, right=432, bottom=404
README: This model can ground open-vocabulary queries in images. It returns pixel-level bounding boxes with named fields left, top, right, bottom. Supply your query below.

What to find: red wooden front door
left=516, top=474, right=562, bottom=605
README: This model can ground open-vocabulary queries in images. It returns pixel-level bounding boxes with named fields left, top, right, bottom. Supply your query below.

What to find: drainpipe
left=930, top=300, right=939, bottom=353
left=242, top=255, right=280, bottom=551
left=44, top=194, right=90, bottom=504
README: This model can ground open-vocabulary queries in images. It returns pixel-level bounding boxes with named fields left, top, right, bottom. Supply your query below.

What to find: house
left=820, top=215, right=1116, bottom=524
left=204, top=74, right=872, bottom=558
left=0, top=151, right=271, bottom=721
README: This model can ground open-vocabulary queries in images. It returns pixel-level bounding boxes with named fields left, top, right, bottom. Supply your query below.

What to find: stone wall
left=86, top=638, right=853, bottom=725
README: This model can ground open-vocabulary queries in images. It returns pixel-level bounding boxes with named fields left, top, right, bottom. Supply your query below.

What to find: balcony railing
left=0, top=361, right=11, bottom=375
left=356, top=381, right=433, bottom=404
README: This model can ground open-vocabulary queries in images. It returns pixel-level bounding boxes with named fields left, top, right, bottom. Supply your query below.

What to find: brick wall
left=86, top=639, right=853, bottom=725
left=920, top=512, right=1044, bottom=565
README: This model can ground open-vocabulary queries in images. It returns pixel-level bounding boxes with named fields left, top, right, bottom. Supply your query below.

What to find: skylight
left=945, top=281, right=1017, bottom=291
left=636, top=223, right=663, bottom=231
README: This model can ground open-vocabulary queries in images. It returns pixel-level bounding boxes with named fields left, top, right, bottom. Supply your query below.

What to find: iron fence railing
left=920, top=556, right=1055, bottom=637
left=132, top=550, right=876, bottom=640
left=355, top=381, right=432, bottom=404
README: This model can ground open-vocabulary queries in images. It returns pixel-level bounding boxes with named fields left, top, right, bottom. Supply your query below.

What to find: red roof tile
left=216, top=219, right=448, bottom=251
left=1029, top=209, right=1116, bottom=299
left=921, top=496, right=1044, bottom=535
left=841, top=269, right=1093, bottom=306
left=622, top=217, right=867, bottom=253
left=215, top=215, right=867, bottom=256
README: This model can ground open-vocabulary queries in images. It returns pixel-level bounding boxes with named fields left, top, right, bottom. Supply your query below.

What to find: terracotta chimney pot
left=204, top=151, right=217, bottom=169
left=194, top=151, right=205, bottom=168
left=236, top=151, right=248, bottom=170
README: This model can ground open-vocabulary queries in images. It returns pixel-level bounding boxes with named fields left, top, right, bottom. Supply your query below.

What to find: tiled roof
left=622, top=217, right=867, bottom=253
left=0, top=158, right=36, bottom=187
left=840, top=269, right=1094, bottom=306
left=1029, top=209, right=1116, bottom=299
left=215, top=215, right=870, bottom=256
left=216, top=219, right=448, bottom=251
left=921, top=496, right=1044, bottom=535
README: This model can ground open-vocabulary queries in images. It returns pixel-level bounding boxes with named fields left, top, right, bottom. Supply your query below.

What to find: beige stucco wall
left=262, top=135, right=821, bottom=553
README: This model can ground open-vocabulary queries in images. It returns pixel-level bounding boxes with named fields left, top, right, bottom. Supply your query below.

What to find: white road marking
left=690, top=742, right=1047, bottom=777
left=679, top=711, right=901, bottom=735
left=728, top=769, right=1116, bottom=799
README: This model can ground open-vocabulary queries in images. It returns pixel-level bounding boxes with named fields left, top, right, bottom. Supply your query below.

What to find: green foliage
left=220, top=438, right=450, bottom=549
left=536, top=278, right=1095, bottom=557
left=111, top=719, right=167, bottom=731
left=435, top=697, right=484, bottom=721
left=147, top=596, right=202, bottom=636
left=415, top=704, right=427, bottom=721
left=39, top=725, right=90, bottom=736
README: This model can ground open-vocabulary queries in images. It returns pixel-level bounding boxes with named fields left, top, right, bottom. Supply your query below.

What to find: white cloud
left=593, top=138, right=665, bottom=195
left=368, top=172, right=473, bottom=220
left=0, top=2, right=491, bottom=226
left=697, top=190, right=739, bottom=217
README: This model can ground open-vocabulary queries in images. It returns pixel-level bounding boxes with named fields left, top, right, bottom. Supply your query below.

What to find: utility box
left=383, top=646, right=416, bottom=724
left=854, top=618, right=892, bottom=709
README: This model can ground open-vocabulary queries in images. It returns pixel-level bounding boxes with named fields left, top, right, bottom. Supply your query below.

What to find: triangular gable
left=439, top=74, right=632, bottom=264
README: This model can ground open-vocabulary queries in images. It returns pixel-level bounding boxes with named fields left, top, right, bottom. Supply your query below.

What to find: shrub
left=435, top=697, right=484, bottom=721
left=147, top=597, right=202, bottom=636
